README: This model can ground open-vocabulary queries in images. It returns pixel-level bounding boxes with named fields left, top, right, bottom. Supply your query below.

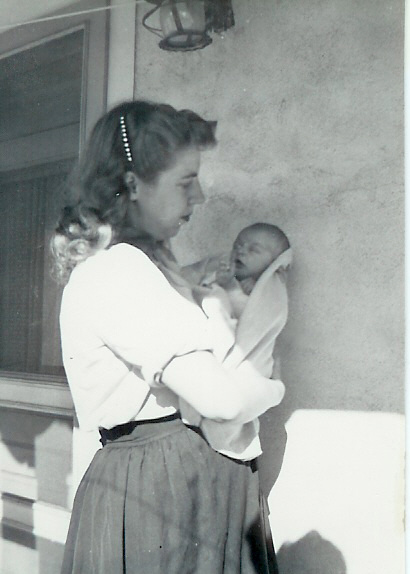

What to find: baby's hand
left=215, top=258, right=235, bottom=288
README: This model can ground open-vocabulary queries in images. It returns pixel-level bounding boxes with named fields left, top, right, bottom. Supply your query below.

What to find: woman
left=52, top=100, right=283, bottom=573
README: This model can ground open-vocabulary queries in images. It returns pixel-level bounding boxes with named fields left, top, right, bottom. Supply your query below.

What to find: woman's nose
left=189, top=180, right=205, bottom=205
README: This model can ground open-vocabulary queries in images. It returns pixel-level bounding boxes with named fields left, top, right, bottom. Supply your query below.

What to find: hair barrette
left=120, top=115, right=133, bottom=163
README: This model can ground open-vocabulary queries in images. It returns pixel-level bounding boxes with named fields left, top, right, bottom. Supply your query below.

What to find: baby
left=197, top=223, right=291, bottom=325
left=181, top=223, right=292, bottom=460
left=184, top=223, right=292, bottom=350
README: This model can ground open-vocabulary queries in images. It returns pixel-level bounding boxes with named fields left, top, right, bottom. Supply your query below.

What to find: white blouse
left=60, top=243, right=213, bottom=431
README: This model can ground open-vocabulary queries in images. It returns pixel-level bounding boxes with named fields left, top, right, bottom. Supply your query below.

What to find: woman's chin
left=162, top=227, right=181, bottom=241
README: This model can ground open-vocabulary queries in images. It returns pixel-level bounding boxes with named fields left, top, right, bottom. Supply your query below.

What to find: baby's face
left=231, top=228, right=280, bottom=281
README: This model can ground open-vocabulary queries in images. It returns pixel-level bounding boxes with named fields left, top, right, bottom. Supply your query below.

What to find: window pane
left=0, top=29, right=84, bottom=375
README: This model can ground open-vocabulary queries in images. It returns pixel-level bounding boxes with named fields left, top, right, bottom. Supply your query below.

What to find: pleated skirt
left=61, top=416, right=278, bottom=574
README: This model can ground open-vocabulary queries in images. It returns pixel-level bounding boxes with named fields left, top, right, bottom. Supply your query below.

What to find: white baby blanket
left=181, top=248, right=292, bottom=461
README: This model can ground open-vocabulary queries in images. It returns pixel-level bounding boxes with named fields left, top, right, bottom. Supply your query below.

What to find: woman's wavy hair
left=51, top=100, right=217, bottom=284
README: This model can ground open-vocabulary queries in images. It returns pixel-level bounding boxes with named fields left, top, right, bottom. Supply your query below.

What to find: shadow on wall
left=257, top=407, right=288, bottom=499
left=277, top=531, right=346, bottom=574
left=0, top=410, right=52, bottom=464
left=0, top=410, right=73, bottom=506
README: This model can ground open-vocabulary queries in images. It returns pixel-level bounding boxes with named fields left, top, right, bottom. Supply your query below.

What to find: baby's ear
left=123, top=171, right=138, bottom=200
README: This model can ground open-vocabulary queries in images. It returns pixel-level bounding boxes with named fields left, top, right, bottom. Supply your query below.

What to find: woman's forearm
left=229, top=361, right=285, bottom=423
left=160, top=351, right=284, bottom=422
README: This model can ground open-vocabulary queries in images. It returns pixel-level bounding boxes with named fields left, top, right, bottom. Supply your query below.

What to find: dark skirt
left=61, top=415, right=279, bottom=574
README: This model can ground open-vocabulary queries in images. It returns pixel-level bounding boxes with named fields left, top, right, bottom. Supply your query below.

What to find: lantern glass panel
left=160, top=0, right=206, bottom=45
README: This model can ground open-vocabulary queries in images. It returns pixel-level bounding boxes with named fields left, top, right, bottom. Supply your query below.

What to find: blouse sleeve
left=92, top=244, right=213, bottom=384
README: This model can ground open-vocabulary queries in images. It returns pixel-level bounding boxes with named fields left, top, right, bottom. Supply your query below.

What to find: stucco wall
left=134, top=1, right=404, bottom=572
left=135, top=0, right=403, bottom=415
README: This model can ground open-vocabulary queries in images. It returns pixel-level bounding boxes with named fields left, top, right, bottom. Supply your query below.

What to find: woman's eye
left=180, top=181, right=192, bottom=192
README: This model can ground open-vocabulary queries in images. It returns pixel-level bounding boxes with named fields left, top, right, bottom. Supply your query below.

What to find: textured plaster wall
left=134, top=2, right=404, bottom=570
left=135, top=0, right=404, bottom=416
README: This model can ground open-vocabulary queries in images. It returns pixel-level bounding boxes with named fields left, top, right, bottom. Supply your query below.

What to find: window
left=0, top=1, right=108, bottom=377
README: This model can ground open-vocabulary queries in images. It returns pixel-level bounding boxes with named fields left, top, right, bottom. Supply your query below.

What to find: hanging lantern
left=142, top=0, right=212, bottom=52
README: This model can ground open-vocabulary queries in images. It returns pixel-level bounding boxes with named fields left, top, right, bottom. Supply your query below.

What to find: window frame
left=0, top=0, right=109, bottom=408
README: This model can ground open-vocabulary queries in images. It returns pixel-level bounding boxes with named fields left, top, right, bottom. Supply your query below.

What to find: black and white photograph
left=0, top=1, right=405, bottom=573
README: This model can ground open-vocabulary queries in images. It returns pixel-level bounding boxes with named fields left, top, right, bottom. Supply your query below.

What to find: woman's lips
left=178, top=214, right=192, bottom=227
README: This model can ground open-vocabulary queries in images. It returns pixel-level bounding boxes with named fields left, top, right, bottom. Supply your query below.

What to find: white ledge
left=1, top=497, right=71, bottom=545
left=0, top=373, right=74, bottom=417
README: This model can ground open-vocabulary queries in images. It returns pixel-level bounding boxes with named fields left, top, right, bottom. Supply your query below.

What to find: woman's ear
left=123, top=171, right=139, bottom=200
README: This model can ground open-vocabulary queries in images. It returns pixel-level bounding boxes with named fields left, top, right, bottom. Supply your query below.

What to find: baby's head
left=231, top=223, right=290, bottom=282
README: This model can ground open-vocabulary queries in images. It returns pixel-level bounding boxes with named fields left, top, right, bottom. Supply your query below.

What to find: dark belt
left=99, top=412, right=181, bottom=446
